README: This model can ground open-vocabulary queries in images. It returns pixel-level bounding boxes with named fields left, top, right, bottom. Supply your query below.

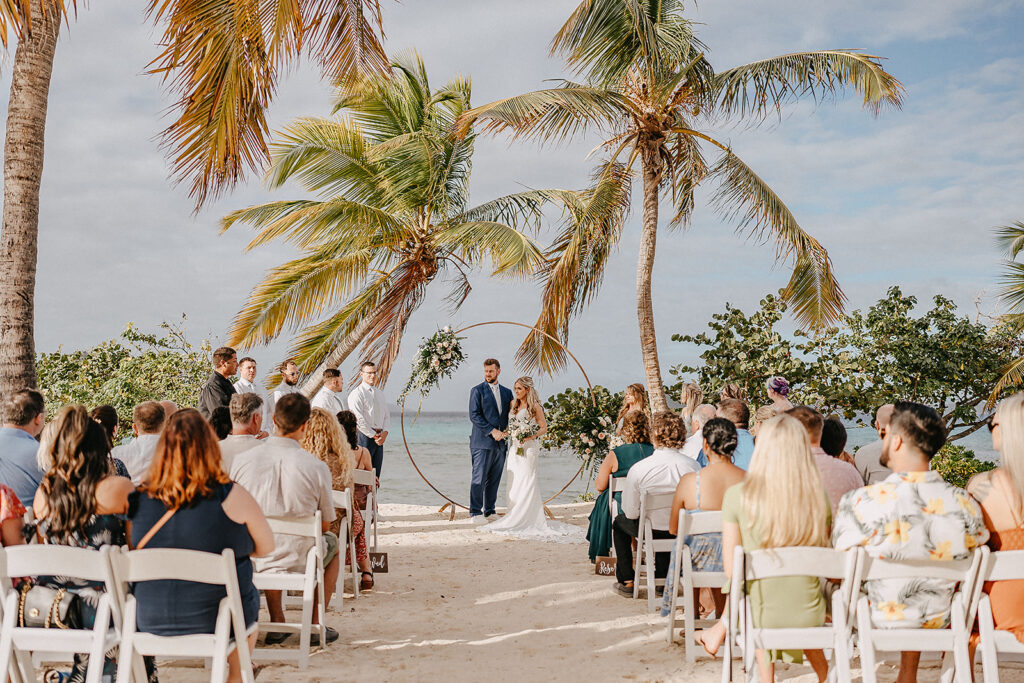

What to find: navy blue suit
left=469, top=381, right=512, bottom=517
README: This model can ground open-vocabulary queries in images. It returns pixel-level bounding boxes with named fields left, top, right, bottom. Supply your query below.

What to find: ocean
left=375, top=412, right=999, bottom=508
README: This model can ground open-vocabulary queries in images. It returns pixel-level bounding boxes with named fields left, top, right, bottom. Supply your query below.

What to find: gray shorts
left=322, top=531, right=339, bottom=567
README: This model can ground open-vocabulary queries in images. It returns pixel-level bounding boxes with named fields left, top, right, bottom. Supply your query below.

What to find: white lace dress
left=478, top=409, right=584, bottom=543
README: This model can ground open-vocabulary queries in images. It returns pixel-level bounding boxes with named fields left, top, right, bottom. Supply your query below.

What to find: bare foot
left=696, top=626, right=725, bottom=659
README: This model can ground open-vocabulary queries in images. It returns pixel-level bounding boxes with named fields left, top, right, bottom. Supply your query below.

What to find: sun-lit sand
left=161, top=502, right=1024, bottom=682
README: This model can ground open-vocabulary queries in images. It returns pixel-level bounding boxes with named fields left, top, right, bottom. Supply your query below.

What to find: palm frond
left=998, top=260, right=1024, bottom=314
left=435, top=221, right=546, bottom=279
left=710, top=150, right=845, bottom=328
left=991, top=355, right=1024, bottom=407
left=0, top=0, right=73, bottom=48
left=996, top=221, right=1024, bottom=259
left=712, top=50, right=904, bottom=119
left=300, top=0, right=389, bottom=85
left=457, top=188, right=582, bottom=229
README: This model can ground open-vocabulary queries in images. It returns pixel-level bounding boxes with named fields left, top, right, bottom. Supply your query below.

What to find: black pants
left=612, top=513, right=674, bottom=584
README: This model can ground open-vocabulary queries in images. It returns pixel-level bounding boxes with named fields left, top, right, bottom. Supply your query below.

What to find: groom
left=468, top=358, right=513, bottom=524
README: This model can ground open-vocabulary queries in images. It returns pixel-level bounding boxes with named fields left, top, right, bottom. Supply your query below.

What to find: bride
left=479, top=376, right=583, bottom=542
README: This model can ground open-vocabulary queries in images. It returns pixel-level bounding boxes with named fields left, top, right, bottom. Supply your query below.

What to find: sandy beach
left=162, top=503, right=1024, bottom=683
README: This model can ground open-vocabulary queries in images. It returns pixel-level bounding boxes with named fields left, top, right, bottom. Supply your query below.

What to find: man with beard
left=271, top=359, right=301, bottom=412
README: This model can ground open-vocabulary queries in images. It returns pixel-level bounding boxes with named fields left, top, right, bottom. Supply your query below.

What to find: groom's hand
left=490, top=428, right=504, bottom=441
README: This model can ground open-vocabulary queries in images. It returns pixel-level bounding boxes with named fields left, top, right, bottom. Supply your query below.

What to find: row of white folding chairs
left=352, top=468, right=379, bottom=553
left=329, top=467, right=380, bottom=605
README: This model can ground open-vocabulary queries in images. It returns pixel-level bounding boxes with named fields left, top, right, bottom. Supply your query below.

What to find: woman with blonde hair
left=967, top=392, right=1024, bottom=653
left=616, top=383, right=649, bottom=435
left=719, top=382, right=747, bottom=401
left=678, top=382, right=703, bottom=425
left=302, top=408, right=373, bottom=590
left=750, top=404, right=778, bottom=438
left=696, top=414, right=832, bottom=682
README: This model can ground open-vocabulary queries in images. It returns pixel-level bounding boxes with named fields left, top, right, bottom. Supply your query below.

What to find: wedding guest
left=854, top=403, right=895, bottom=485
left=750, top=405, right=778, bottom=438
left=32, top=405, right=136, bottom=680
left=88, top=405, right=130, bottom=478
left=198, top=346, right=238, bottom=420
left=834, top=402, right=988, bottom=683
left=681, top=404, right=716, bottom=461
left=348, top=361, right=390, bottom=478
left=616, top=383, right=649, bottom=435
left=787, top=406, right=861, bottom=513
left=233, top=357, right=273, bottom=428
left=821, top=415, right=856, bottom=467
left=586, top=411, right=653, bottom=562
left=719, top=383, right=746, bottom=401
left=0, top=484, right=24, bottom=548
left=209, top=406, right=232, bottom=440
left=302, top=408, right=374, bottom=591
left=713, top=399, right=754, bottom=470
left=111, top=401, right=166, bottom=486
left=230, top=393, right=340, bottom=645
left=611, top=412, right=698, bottom=596
left=766, top=376, right=794, bottom=411
left=679, top=382, right=703, bottom=426
left=271, top=359, right=301, bottom=406
left=129, top=409, right=272, bottom=683
left=220, top=393, right=265, bottom=471
left=311, top=368, right=345, bottom=414
left=159, top=401, right=178, bottom=419
left=662, top=418, right=745, bottom=619
left=337, top=410, right=377, bottom=543
left=0, top=389, right=46, bottom=507
left=966, top=393, right=1024, bottom=657
left=697, top=415, right=832, bottom=681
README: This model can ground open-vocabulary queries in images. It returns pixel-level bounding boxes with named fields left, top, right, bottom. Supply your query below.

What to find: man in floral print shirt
left=833, top=401, right=988, bottom=683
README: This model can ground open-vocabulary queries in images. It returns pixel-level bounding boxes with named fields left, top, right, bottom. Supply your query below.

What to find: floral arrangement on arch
left=399, top=326, right=467, bottom=404
left=541, top=385, right=624, bottom=471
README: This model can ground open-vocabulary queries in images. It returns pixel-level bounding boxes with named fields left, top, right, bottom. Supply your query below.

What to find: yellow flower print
left=929, top=540, right=953, bottom=561
left=922, top=498, right=945, bottom=515
left=884, top=520, right=912, bottom=544
left=902, top=472, right=927, bottom=484
left=956, top=494, right=979, bottom=516
left=965, top=533, right=980, bottom=550
left=922, top=616, right=946, bottom=629
left=878, top=601, right=907, bottom=621
left=870, top=485, right=898, bottom=503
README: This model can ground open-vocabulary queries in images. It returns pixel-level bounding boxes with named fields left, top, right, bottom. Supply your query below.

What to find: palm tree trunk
left=0, top=1, right=61, bottom=396
left=298, top=311, right=378, bottom=397
left=637, top=142, right=669, bottom=412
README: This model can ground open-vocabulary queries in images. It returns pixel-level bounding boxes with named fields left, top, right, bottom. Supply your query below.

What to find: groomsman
left=197, top=346, right=237, bottom=420
left=348, top=361, right=390, bottom=478
left=233, top=356, right=273, bottom=429
left=312, top=368, right=345, bottom=414
left=272, top=359, right=301, bottom=407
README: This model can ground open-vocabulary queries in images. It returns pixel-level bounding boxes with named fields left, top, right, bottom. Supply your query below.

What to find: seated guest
left=611, top=412, right=698, bottom=596
left=681, top=404, right=716, bottom=461
left=336, top=410, right=377, bottom=553
left=661, top=418, right=745, bottom=619
left=112, top=401, right=166, bottom=485
left=0, top=484, right=25, bottom=548
left=302, top=408, right=374, bottom=591
left=833, top=402, right=988, bottom=683
left=587, top=411, right=653, bottom=562
left=88, top=405, right=131, bottom=478
left=129, top=409, right=273, bottom=683
left=709, top=399, right=754, bottom=470
left=766, top=376, right=794, bottom=411
left=220, top=393, right=265, bottom=471
left=32, top=405, right=137, bottom=680
left=821, top=415, right=856, bottom=466
left=209, top=406, right=233, bottom=440
left=697, top=415, right=832, bottom=681
left=0, top=389, right=47, bottom=507
left=854, top=403, right=895, bottom=485
left=967, top=393, right=1024, bottom=657
left=787, top=406, right=861, bottom=513
left=230, top=393, right=340, bottom=645
left=750, top=404, right=777, bottom=438
left=719, top=382, right=746, bottom=401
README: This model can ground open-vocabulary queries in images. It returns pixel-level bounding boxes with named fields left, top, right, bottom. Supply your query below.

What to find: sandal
left=360, top=571, right=374, bottom=591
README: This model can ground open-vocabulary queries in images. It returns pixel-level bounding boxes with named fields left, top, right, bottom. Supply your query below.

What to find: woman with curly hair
left=334, top=410, right=376, bottom=591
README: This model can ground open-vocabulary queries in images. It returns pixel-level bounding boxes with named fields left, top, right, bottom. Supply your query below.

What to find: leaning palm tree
left=992, top=221, right=1024, bottom=400
left=223, top=52, right=579, bottom=394
left=0, top=0, right=387, bottom=395
left=457, top=0, right=904, bottom=411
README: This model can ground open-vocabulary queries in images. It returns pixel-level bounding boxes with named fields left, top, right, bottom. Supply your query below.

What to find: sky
left=3, top=0, right=1023, bottom=410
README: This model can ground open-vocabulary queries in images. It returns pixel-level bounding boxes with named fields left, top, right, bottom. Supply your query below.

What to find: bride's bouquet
left=505, top=414, right=539, bottom=457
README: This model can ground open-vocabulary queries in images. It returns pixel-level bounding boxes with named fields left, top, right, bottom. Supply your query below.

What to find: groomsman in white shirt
left=233, top=357, right=273, bottom=429
left=311, top=368, right=345, bottom=414
left=272, top=359, right=301, bottom=407
left=348, top=361, right=390, bottom=478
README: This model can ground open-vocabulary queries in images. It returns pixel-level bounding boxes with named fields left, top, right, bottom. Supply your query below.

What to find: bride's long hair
left=511, top=376, right=543, bottom=418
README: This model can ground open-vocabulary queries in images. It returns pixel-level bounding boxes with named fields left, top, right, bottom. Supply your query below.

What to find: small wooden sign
left=594, top=555, right=616, bottom=576
left=370, top=552, right=389, bottom=573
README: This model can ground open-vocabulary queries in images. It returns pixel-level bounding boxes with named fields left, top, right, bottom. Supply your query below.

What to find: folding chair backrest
left=607, top=478, right=623, bottom=515
left=352, top=469, right=375, bottom=488
left=639, top=491, right=675, bottom=524
left=265, top=513, right=321, bottom=539
left=0, top=545, right=116, bottom=599
left=680, top=510, right=722, bottom=537
left=331, top=490, right=351, bottom=509
left=112, top=547, right=234, bottom=586
left=979, top=548, right=1024, bottom=582
left=859, top=553, right=977, bottom=583
left=745, top=547, right=854, bottom=582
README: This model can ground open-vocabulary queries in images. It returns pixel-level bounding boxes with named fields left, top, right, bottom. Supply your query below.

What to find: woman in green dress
left=586, top=410, right=653, bottom=562
left=696, top=414, right=832, bottom=682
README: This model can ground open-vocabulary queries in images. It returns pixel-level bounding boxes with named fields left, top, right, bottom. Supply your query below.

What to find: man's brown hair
left=3, top=389, right=44, bottom=426
left=718, top=398, right=750, bottom=429
left=278, top=359, right=297, bottom=373
left=322, top=368, right=341, bottom=380
left=786, top=405, right=824, bottom=443
left=650, top=411, right=687, bottom=449
left=230, top=393, right=263, bottom=425
left=274, top=393, right=311, bottom=434
left=212, top=346, right=236, bottom=368
left=142, top=409, right=230, bottom=508
left=133, top=401, right=166, bottom=434
left=483, top=358, right=500, bottom=369
left=238, top=356, right=256, bottom=367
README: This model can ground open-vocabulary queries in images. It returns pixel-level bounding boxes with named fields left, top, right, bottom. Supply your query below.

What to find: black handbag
left=17, top=582, right=82, bottom=629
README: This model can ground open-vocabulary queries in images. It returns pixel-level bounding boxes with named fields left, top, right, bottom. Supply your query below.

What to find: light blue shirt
left=0, top=427, right=43, bottom=506
left=697, top=428, right=755, bottom=470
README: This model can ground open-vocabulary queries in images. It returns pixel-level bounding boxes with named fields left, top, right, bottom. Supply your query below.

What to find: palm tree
left=457, top=0, right=904, bottom=412
left=0, top=0, right=387, bottom=395
left=223, top=52, right=580, bottom=395
left=992, top=221, right=1024, bottom=399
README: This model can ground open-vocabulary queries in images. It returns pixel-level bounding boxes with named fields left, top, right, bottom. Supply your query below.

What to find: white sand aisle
left=163, top=502, right=1024, bottom=683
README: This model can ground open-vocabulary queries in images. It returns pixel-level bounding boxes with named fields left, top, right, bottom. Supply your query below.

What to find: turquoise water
left=377, top=412, right=999, bottom=507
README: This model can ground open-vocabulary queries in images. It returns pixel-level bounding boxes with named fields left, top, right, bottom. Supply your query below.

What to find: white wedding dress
left=478, top=409, right=584, bottom=543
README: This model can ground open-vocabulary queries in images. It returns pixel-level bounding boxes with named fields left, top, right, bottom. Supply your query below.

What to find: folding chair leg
left=645, top=541, right=658, bottom=613
left=210, top=602, right=232, bottom=683
left=116, top=599, right=138, bottom=683
left=83, top=597, right=113, bottom=683
left=0, top=592, right=19, bottom=683
left=978, top=597, right=1000, bottom=683
left=857, top=597, right=878, bottom=683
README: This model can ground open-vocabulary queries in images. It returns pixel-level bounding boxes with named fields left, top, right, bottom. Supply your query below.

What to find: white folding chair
left=856, top=549, right=983, bottom=683
left=110, top=547, right=255, bottom=683
left=665, top=510, right=726, bottom=662
left=352, top=469, right=378, bottom=552
left=331, top=489, right=359, bottom=605
left=0, top=545, right=120, bottom=683
left=973, top=547, right=1024, bottom=683
left=721, top=544, right=744, bottom=683
left=252, top=512, right=326, bottom=669
left=734, top=547, right=859, bottom=683
left=634, top=491, right=676, bottom=607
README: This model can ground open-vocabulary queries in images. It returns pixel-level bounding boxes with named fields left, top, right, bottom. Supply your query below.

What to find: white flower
left=591, top=429, right=597, bottom=435
left=442, top=326, right=451, bottom=333
left=598, top=432, right=606, bottom=439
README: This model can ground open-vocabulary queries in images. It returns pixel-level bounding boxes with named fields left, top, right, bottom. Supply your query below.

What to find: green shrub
left=930, top=444, right=996, bottom=489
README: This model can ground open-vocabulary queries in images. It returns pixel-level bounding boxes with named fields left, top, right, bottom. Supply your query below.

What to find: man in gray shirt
left=0, top=389, right=46, bottom=506
left=855, top=403, right=895, bottom=485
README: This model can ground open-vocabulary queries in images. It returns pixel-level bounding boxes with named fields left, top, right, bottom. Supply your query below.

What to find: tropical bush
left=542, top=386, right=623, bottom=472
left=931, top=444, right=996, bottom=489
